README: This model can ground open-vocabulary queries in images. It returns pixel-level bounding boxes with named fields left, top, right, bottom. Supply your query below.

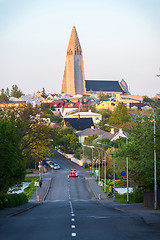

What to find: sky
left=0, top=0, right=160, bottom=97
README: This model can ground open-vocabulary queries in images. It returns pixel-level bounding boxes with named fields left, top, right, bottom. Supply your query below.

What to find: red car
left=69, top=169, right=78, bottom=177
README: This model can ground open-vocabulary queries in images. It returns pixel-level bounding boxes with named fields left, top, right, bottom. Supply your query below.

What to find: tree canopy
left=115, top=112, right=160, bottom=191
left=108, top=103, right=131, bottom=126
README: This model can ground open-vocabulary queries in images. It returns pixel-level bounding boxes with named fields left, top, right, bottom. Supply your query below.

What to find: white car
left=53, top=163, right=60, bottom=170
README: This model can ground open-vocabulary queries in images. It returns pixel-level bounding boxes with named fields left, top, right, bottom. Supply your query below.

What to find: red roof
left=63, top=102, right=80, bottom=108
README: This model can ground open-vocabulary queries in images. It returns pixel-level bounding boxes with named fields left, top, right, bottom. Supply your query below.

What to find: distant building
left=95, top=128, right=128, bottom=142
left=64, top=110, right=102, bottom=125
left=116, top=94, right=143, bottom=107
left=61, top=26, right=86, bottom=95
left=96, top=100, right=118, bottom=111
left=19, top=95, right=43, bottom=107
left=64, top=117, right=94, bottom=131
left=85, top=79, right=129, bottom=98
left=76, top=128, right=106, bottom=144
left=0, top=101, right=26, bottom=111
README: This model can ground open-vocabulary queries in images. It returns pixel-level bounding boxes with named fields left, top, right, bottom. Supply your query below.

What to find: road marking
left=69, top=201, right=73, bottom=213
left=72, top=213, right=75, bottom=217
left=71, top=218, right=75, bottom=221
left=72, top=233, right=76, bottom=237
left=72, top=225, right=75, bottom=228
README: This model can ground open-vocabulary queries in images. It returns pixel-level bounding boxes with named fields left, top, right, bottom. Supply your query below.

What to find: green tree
left=57, top=127, right=81, bottom=154
left=0, top=89, right=9, bottom=102
left=0, top=117, right=25, bottom=192
left=108, top=103, right=131, bottom=126
left=115, top=113, right=160, bottom=191
left=97, top=91, right=110, bottom=103
left=10, top=85, right=23, bottom=98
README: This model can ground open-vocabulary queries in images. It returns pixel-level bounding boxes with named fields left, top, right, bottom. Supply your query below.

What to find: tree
left=97, top=91, right=110, bottom=103
left=0, top=89, right=9, bottom=102
left=41, top=88, right=47, bottom=98
left=115, top=113, right=160, bottom=191
left=10, top=85, right=23, bottom=98
left=57, top=127, right=81, bottom=154
left=108, top=103, right=131, bottom=126
left=0, top=117, right=25, bottom=192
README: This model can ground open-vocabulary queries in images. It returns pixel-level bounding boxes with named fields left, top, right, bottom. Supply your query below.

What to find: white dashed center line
left=69, top=180, right=77, bottom=237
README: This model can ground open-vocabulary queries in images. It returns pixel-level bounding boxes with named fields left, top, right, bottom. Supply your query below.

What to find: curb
left=11, top=203, right=42, bottom=217
left=42, top=178, right=52, bottom=201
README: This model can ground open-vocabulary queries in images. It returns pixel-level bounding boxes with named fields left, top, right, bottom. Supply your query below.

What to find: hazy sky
left=0, top=0, right=160, bottom=97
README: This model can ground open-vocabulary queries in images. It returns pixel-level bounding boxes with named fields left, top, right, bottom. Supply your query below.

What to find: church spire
left=61, top=26, right=86, bottom=96
left=67, top=26, right=82, bottom=56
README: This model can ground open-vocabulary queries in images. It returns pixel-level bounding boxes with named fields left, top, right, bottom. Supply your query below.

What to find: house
left=0, top=101, right=26, bottom=111
left=64, top=110, right=102, bottom=125
left=62, top=102, right=81, bottom=116
left=96, top=100, right=118, bottom=111
left=64, top=117, right=94, bottom=132
left=116, top=94, right=143, bottom=107
left=95, top=128, right=128, bottom=142
left=45, top=94, right=59, bottom=101
left=154, top=93, right=160, bottom=100
left=76, top=128, right=106, bottom=144
left=19, top=95, right=44, bottom=107
left=129, top=102, right=146, bottom=110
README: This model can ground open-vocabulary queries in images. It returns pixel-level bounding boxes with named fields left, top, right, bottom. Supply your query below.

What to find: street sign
left=34, top=182, right=39, bottom=187
left=121, top=171, right=127, bottom=177
left=98, top=181, right=103, bottom=187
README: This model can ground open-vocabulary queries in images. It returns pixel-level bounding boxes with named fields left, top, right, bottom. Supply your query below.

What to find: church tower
left=61, top=26, right=86, bottom=95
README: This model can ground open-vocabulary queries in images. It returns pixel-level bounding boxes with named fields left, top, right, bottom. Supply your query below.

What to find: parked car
left=69, top=169, right=78, bottom=177
left=50, top=162, right=55, bottom=168
left=53, top=163, right=60, bottom=170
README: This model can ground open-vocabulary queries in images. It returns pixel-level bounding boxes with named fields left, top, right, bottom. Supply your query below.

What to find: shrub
left=0, top=193, right=28, bottom=209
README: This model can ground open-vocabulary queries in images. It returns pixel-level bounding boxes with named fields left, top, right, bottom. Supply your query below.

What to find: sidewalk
left=29, top=177, right=52, bottom=202
left=86, top=175, right=160, bottom=225
left=85, top=176, right=113, bottom=204
left=0, top=177, right=52, bottom=218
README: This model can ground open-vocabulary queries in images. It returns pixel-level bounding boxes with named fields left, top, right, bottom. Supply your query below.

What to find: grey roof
left=95, top=132, right=116, bottom=141
left=76, top=128, right=106, bottom=136
left=85, top=80, right=124, bottom=93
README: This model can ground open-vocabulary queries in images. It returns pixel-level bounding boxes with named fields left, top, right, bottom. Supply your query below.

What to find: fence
left=144, top=190, right=160, bottom=208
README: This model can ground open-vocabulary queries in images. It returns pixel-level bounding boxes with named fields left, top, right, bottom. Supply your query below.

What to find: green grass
left=23, top=177, right=39, bottom=200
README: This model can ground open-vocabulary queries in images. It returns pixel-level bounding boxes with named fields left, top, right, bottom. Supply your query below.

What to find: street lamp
left=83, top=145, right=94, bottom=175
left=122, top=96, right=157, bottom=209
left=105, top=124, right=129, bottom=203
left=83, top=145, right=101, bottom=182
left=97, top=142, right=108, bottom=193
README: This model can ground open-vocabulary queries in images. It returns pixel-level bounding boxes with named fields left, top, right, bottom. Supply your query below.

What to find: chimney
left=111, top=128, right=115, bottom=134
left=119, top=128, right=123, bottom=134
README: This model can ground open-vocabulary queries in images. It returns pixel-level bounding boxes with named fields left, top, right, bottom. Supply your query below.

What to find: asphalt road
left=1, top=151, right=160, bottom=240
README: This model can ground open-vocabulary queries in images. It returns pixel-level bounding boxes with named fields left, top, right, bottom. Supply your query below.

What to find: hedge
left=0, top=193, right=28, bottom=209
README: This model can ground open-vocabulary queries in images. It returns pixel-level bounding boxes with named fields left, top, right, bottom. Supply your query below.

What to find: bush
left=115, top=188, right=144, bottom=204
left=0, top=193, right=28, bottom=209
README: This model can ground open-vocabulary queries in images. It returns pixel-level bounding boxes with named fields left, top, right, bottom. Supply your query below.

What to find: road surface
left=0, top=151, right=160, bottom=240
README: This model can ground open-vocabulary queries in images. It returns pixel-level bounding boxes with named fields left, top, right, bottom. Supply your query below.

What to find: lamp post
left=83, top=145, right=94, bottom=175
left=97, top=142, right=107, bottom=193
left=105, top=124, right=129, bottom=203
left=121, top=96, right=157, bottom=209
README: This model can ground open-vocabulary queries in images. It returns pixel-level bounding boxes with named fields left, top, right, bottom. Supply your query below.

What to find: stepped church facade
left=61, top=26, right=129, bottom=97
